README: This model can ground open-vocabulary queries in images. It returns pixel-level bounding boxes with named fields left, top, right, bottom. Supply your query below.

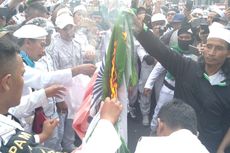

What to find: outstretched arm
left=136, top=29, right=192, bottom=81
left=145, top=62, right=166, bottom=90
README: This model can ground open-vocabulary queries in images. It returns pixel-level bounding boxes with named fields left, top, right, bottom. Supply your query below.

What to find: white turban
left=208, top=22, right=230, bottom=44
left=13, top=24, right=48, bottom=39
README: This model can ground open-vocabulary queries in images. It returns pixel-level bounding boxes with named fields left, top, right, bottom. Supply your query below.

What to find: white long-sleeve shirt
left=23, top=64, right=72, bottom=94
left=135, top=129, right=209, bottom=153
left=9, top=89, right=47, bottom=118
left=136, top=42, right=148, bottom=62
left=79, top=119, right=121, bottom=153
left=9, top=64, right=72, bottom=119
left=0, top=114, right=121, bottom=153
left=35, top=53, right=59, bottom=118
left=144, top=62, right=167, bottom=90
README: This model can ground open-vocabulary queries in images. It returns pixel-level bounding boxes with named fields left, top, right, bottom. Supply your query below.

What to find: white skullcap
left=13, top=24, right=48, bottom=39
left=208, top=22, right=230, bottom=44
left=55, top=14, right=75, bottom=29
left=73, top=5, right=87, bottom=14
left=151, top=13, right=166, bottom=24
left=192, top=8, right=203, bottom=16
left=209, top=6, right=224, bottom=17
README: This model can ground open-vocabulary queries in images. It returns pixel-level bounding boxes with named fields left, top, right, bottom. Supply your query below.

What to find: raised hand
left=45, top=84, right=66, bottom=98
left=38, top=118, right=59, bottom=143
left=77, top=64, right=97, bottom=76
left=100, top=97, right=123, bottom=125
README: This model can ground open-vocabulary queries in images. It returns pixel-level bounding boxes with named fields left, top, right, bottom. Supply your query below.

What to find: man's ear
left=0, top=74, right=12, bottom=92
left=227, top=52, right=230, bottom=58
left=156, top=118, right=164, bottom=136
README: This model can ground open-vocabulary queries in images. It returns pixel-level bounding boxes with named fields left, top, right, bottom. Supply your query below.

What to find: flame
left=110, top=41, right=118, bottom=98
left=122, top=32, right=127, bottom=41
left=109, top=32, right=127, bottom=98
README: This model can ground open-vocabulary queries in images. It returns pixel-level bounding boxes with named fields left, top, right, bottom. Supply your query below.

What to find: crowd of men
left=0, top=0, right=230, bottom=152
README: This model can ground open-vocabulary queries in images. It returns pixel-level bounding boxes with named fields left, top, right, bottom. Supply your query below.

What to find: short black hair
left=25, top=2, right=48, bottom=19
left=0, top=37, right=19, bottom=77
left=137, top=7, right=146, bottom=15
left=158, top=99, right=197, bottom=135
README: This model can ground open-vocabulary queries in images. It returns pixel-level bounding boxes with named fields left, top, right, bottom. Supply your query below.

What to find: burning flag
left=73, top=9, right=137, bottom=153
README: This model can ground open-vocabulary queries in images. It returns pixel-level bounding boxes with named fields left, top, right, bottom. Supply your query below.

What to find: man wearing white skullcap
left=52, top=12, right=96, bottom=152
left=25, top=17, right=62, bottom=150
left=10, top=22, right=96, bottom=146
left=12, top=23, right=95, bottom=101
left=208, top=23, right=230, bottom=43
left=204, top=24, right=230, bottom=152
left=151, top=13, right=167, bottom=37
left=135, top=19, right=230, bottom=153
left=0, top=24, right=117, bottom=153
left=13, top=24, right=48, bottom=61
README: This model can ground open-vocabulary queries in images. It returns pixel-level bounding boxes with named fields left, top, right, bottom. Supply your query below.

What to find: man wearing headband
left=136, top=20, right=230, bottom=152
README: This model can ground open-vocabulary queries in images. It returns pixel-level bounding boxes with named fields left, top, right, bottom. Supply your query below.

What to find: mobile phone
left=185, top=0, right=193, bottom=11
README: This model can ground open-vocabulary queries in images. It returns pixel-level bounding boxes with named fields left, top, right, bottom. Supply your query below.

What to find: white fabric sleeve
left=81, top=119, right=121, bottom=153
left=144, top=62, right=166, bottom=89
left=137, top=45, right=148, bottom=62
left=33, top=134, right=40, bottom=143
left=9, top=89, right=47, bottom=118
left=23, top=65, right=72, bottom=89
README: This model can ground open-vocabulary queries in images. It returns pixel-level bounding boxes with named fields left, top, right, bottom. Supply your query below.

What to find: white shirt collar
left=207, top=70, right=226, bottom=86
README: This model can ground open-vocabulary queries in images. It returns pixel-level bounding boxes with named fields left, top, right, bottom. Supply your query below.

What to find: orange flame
left=109, top=32, right=127, bottom=99
left=110, top=41, right=118, bottom=98
left=122, top=32, right=127, bottom=41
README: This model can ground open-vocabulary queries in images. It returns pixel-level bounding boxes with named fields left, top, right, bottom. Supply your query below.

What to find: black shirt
left=137, top=29, right=230, bottom=153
